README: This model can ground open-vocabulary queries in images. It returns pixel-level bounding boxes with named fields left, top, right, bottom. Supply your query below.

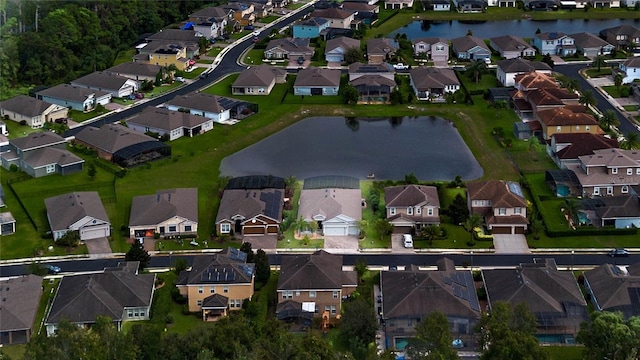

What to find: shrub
left=170, top=287, right=187, bottom=304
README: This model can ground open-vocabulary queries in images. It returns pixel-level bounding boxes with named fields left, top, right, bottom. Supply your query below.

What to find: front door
left=159, top=226, right=165, bottom=235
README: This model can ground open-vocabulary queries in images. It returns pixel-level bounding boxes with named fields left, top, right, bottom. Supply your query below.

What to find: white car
left=403, top=234, right=414, bottom=248
left=175, top=76, right=185, bottom=82
left=393, top=63, right=409, bottom=70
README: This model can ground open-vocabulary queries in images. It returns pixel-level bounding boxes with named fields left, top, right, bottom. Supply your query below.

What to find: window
left=333, top=291, right=339, bottom=299
left=427, top=208, right=433, bottom=216
left=576, top=125, right=580, bottom=130
left=416, top=207, right=421, bottom=215
left=296, top=290, right=300, bottom=296
left=607, top=187, right=613, bottom=195
left=612, top=167, right=618, bottom=174
left=390, top=207, right=396, bottom=215
left=223, top=286, right=229, bottom=293
left=198, top=286, right=203, bottom=293
left=331, top=305, right=337, bottom=314
left=637, top=168, right=640, bottom=175
left=473, top=200, right=478, bottom=206
left=309, top=291, right=316, bottom=298
left=594, top=187, right=600, bottom=196
left=499, top=208, right=506, bottom=215
left=622, top=186, right=629, bottom=194
left=436, top=45, right=444, bottom=51
left=168, top=225, right=177, bottom=232
left=628, top=168, right=633, bottom=175
left=140, top=311, right=145, bottom=317
left=210, top=286, right=215, bottom=293
left=283, top=291, right=293, bottom=299
left=407, top=207, right=413, bottom=215
left=586, top=125, right=590, bottom=131
left=46, top=164, right=55, bottom=174
left=515, top=207, right=522, bottom=214
left=220, top=223, right=231, bottom=233
left=557, top=126, right=562, bottom=132
left=197, top=300, right=203, bottom=306
left=185, top=225, right=192, bottom=232
left=235, top=299, right=242, bottom=308
left=128, top=310, right=134, bottom=317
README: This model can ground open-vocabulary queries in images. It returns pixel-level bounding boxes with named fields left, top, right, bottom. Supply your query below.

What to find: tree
left=529, top=216, right=544, bottom=240
left=125, top=238, right=150, bottom=270
left=579, top=90, right=596, bottom=108
left=173, top=258, right=188, bottom=275
left=541, top=53, right=554, bottom=68
left=493, top=99, right=508, bottom=116
left=374, top=218, right=393, bottom=241
left=344, top=47, right=364, bottom=64
left=93, top=316, right=140, bottom=360
left=25, top=319, right=103, bottom=360
left=621, top=132, right=640, bottom=150
left=87, top=162, right=96, bottom=180
left=404, top=172, right=419, bottom=184
left=564, top=198, right=582, bottom=225
left=341, top=84, right=359, bottom=105
left=592, top=54, right=607, bottom=72
left=57, top=230, right=80, bottom=248
left=558, top=76, right=580, bottom=93
left=476, top=302, right=549, bottom=360
left=340, top=297, right=378, bottom=345
left=421, top=225, right=440, bottom=246
left=254, top=248, right=270, bottom=285
left=240, top=241, right=255, bottom=263
left=465, top=60, right=486, bottom=84
left=528, top=136, right=543, bottom=161
left=614, top=72, right=624, bottom=92
left=599, top=109, right=620, bottom=130
left=406, top=312, right=460, bottom=360
left=448, top=193, right=470, bottom=225
left=577, top=311, right=640, bottom=360
left=463, top=214, right=482, bottom=245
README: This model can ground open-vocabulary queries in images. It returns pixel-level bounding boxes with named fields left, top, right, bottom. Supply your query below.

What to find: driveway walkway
left=241, top=235, right=278, bottom=250
left=324, top=235, right=359, bottom=250
left=492, top=234, right=530, bottom=254
left=85, top=237, right=113, bottom=258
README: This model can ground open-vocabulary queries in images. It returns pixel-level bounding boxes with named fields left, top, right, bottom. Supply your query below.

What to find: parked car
left=252, top=36, right=259, bottom=43
left=43, top=264, right=61, bottom=274
left=403, top=234, right=413, bottom=248
left=609, top=248, right=629, bottom=257
left=175, top=76, right=185, bottom=82
left=134, top=93, right=144, bottom=99
left=244, top=25, right=255, bottom=30
left=393, top=63, right=409, bottom=70
left=136, top=237, right=145, bottom=245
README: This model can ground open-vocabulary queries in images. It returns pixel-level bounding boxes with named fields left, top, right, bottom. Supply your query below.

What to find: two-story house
left=134, top=42, right=190, bottom=71
left=570, top=32, right=615, bottom=58
left=532, top=32, right=575, bottom=56
left=311, top=8, right=356, bottom=29
left=223, top=2, right=255, bottom=27
left=0, top=95, right=68, bottom=129
left=547, top=133, right=618, bottom=169
left=599, top=25, right=640, bottom=50
left=177, top=248, right=255, bottom=321
left=145, top=29, right=202, bottom=59
left=565, top=148, right=640, bottom=198
left=616, top=57, right=640, bottom=84
left=537, top=106, right=601, bottom=140
left=489, top=35, right=536, bottom=59
left=129, top=188, right=198, bottom=238
left=467, top=180, right=528, bottom=234
left=292, top=17, right=330, bottom=39
left=188, top=6, right=233, bottom=38
left=384, top=185, right=441, bottom=232
left=412, top=37, right=449, bottom=65
left=496, top=58, right=552, bottom=87
left=276, top=250, right=357, bottom=322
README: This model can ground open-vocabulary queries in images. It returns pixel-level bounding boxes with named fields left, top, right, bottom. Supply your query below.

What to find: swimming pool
left=577, top=211, right=591, bottom=226
left=536, top=334, right=576, bottom=344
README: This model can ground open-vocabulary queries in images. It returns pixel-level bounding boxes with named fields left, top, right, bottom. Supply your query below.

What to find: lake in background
left=219, top=116, right=483, bottom=181
left=391, top=18, right=640, bottom=40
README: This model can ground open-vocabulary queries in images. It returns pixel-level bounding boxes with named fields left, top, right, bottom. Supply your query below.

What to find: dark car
left=244, top=25, right=254, bottom=30
left=609, top=248, right=629, bottom=257
left=43, top=264, right=61, bottom=274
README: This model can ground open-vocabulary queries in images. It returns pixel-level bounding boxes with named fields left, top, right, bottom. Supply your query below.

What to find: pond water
left=391, top=18, right=640, bottom=40
left=219, top=116, right=483, bottom=181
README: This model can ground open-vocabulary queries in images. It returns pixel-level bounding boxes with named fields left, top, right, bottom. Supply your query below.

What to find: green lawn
left=546, top=346, right=583, bottom=360
left=458, top=71, right=498, bottom=94
left=601, top=85, right=631, bottom=98
left=68, top=108, right=109, bottom=123
left=207, top=47, right=224, bottom=57
left=623, top=105, right=638, bottom=111
left=260, top=15, right=279, bottom=23
left=585, top=68, right=612, bottom=78
left=113, top=49, right=136, bottom=66
left=3, top=119, right=44, bottom=139
left=244, top=49, right=265, bottom=65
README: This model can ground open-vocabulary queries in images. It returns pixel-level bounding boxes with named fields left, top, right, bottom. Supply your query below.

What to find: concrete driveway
left=492, top=234, right=530, bottom=254
left=324, top=235, right=359, bottom=250
left=241, top=235, right=278, bottom=250
left=391, top=234, right=415, bottom=253
left=85, top=237, right=112, bottom=257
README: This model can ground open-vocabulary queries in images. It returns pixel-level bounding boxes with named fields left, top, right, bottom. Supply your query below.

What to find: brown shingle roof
left=294, top=67, right=341, bottom=87
left=215, top=188, right=284, bottom=224
left=467, top=180, right=527, bottom=208
left=409, top=67, right=460, bottom=90
left=298, top=188, right=362, bottom=222
left=0, top=95, right=58, bottom=118
left=552, top=133, right=619, bottom=160
left=311, top=8, right=354, bottom=20
left=514, top=72, right=557, bottom=90
left=75, top=123, right=159, bottom=154
left=325, top=36, right=361, bottom=53
left=384, top=184, right=440, bottom=208
left=129, top=188, right=198, bottom=227
left=278, top=250, right=356, bottom=291
left=569, top=32, right=613, bottom=49
left=497, top=58, right=551, bottom=73
left=45, top=192, right=109, bottom=232
left=232, top=64, right=281, bottom=87
left=451, top=35, right=489, bottom=53
left=490, top=35, right=533, bottom=53
left=266, top=37, right=314, bottom=55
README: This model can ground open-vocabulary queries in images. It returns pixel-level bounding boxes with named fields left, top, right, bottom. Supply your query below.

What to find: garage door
left=243, top=226, right=264, bottom=235
left=81, top=226, right=110, bottom=240
left=267, top=225, right=279, bottom=234
left=514, top=227, right=526, bottom=234
left=490, top=226, right=512, bottom=235
left=323, top=226, right=347, bottom=236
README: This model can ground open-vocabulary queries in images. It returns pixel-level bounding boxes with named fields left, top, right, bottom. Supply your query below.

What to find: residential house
left=451, top=35, right=491, bottom=61
left=366, top=38, right=399, bottom=64
left=467, top=180, right=528, bottom=234
left=350, top=75, right=396, bottom=104
left=583, top=262, right=640, bottom=319
left=294, top=68, right=341, bottom=96
left=0, top=275, right=42, bottom=345
left=579, top=195, right=640, bottom=228
left=590, top=0, right=620, bottom=7
left=45, top=262, right=155, bottom=336
left=325, top=36, right=361, bottom=63
left=276, top=250, right=357, bottom=321
left=384, top=184, right=441, bottom=232
left=482, top=258, right=588, bottom=337
left=298, top=187, right=362, bottom=236
left=599, top=25, right=640, bottom=50
left=512, top=86, right=579, bottom=121
left=215, top=175, right=285, bottom=236
left=487, top=0, right=516, bottom=6
left=513, top=71, right=558, bottom=92
left=134, top=42, right=190, bottom=71
left=547, top=133, right=619, bottom=169
left=412, top=37, right=449, bottom=64
left=565, top=148, right=640, bottom=198
left=453, top=0, right=486, bottom=12
left=409, top=67, right=460, bottom=101
left=232, top=64, right=287, bottom=95
left=164, top=93, right=229, bottom=124
left=383, top=0, right=415, bottom=9
left=36, top=84, right=111, bottom=112
left=381, top=258, right=480, bottom=350
left=616, top=57, right=640, bottom=84
left=70, top=72, right=139, bottom=99
left=127, top=107, right=213, bottom=141
left=250, top=2, right=273, bottom=19
left=292, top=18, right=330, bottom=39
left=431, top=0, right=452, bottom=10
left=129, top=188, right=198, bottom=238
left=489, top=35, right=536, bottom=59
left=145, top=29, right=202, bottom=58
left=496, top=58, right=551, bottom=86
left=537, top=106, right=601, bottom=140
left=0, top=212, right=16, bottom=235
left=311, top=8, right=356, bottom=29
left=177, top=248, right=254, bottom=320
left=105, top=62, right=163, bottom=83
left=0, top=95, right=68, bottom=129
left=0, top=132, right=84, bottom=178
left=264, top=37, right=315, bottom=62
left=45, top=191, right=111, bottom=241
left=569, top=32, right=614, bottom=58
left=74, top=124, right=171, bottom=167
left=222, top=2, right=255, bottom=27
left=189, top=6, right=233, bottom=38
left=341, top=2, right=380, bottom=20
left=348, top=62, right=395, bottom=81
left=531, top=32, right=575, bottom=56
left=0, top=120, right=7, bottom=136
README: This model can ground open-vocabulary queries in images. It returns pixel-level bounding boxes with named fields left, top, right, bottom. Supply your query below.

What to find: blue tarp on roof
left=182, top=22, right=195, bottom=30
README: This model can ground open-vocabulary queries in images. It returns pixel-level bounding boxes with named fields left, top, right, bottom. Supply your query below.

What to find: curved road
left=64, top=5, right=314, bottom=137
left=555, top=63, right=640, bottom=137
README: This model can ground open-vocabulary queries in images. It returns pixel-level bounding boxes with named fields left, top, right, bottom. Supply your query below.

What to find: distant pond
left=219, top=116, right=483, bottom=181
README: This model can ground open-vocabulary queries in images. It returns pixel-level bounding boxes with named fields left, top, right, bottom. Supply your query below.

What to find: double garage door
left=323, top=225, right=358, bottom=236
left=491, top=226, right=526, bottom=235
left=80, top=226, right=110, bottom=240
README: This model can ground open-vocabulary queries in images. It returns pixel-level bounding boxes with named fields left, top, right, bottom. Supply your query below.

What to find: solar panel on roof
left=507, top=181, right=525, bottom=198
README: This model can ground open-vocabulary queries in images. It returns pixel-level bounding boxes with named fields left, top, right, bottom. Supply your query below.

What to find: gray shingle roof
left=71, top=72, right=132, bottom=91
left=298, top=188, right=362, bottom=222
left=106, top=62, right=162, bottom=78
left=489, top=35, right=532, bottom=52
left=22, top=147, right=84, bottom=169
left=146, top=29, right=201, bottom=44
left=44, top=192, right=109, bottom=232
left=190, top=6, right=231, bottom=21
left=266, top=37, right=314, bottom=55
left=46, top=267, right=155, bottom=325
left=384, top=184, right=440, bottom=208
left=409, top=67, right=460, bottom=90
left=166, top=93, right=225, bottom=113
left=215, top=188, right=284, bottom=223
left=277, top=250, right=356, bottom=291
left=232, top=65, right=281, bottom=87
left=129, top=188, right=198, bottom=227
left=451, top=35, right=489, bottom=53
left=497, top=58, right=551, bottom=73
left=350, top=75, right=396, bottom=87
left=366, top=38, right=399, bottom=55
left=0, top=95, right=57, bottom=118
left=10, top=132, right=66, bottom=151
left=75, top=123, right=159, bottom=154
left=584, top=263, right=640, bottom=318
left=294, top=67, right=341, bottom=87
left=36, top=84, right=110, bottom=103
left=569, top=32, right=612, bottom=49
left=325, top=36, right=361, bottom=53
left=0, top=275, right=43, bottom=332
left=127, top=107, right=210, bottom=132
left=177, top=249, right=254, bottom=286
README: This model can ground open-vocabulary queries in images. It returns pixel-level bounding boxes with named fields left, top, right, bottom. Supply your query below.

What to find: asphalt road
left=64, top=5, right=314, bottom=138
left=0, top=252, right=631, bottom=278
left=554, top=62, right=640, bottom=137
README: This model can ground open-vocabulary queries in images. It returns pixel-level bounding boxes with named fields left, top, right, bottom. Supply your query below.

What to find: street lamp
left=169, top=251, right=173, bottom=270
left=571, top=250, right=574, bottom=272
left=470, top=251, right=474, bottom=270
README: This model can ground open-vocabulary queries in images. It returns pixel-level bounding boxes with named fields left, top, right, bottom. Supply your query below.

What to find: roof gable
left=45, top=191, right=109, bottom=231
left=278, top=251, right=354, bottom=290
left=130, top=188, right=198, bottom=226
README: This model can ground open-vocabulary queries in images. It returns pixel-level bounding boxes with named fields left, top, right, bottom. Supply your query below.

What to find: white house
left=617, top=57, right=640, bottom=84
left=129, top=188, right=198, bottom=238
left=165, top=93, right=231, bottom=124
left=70, top=71, right=139, bottom=98
left=298, top=188, right=362, bottom=236
left=45, top=192, right=111, bottom=241
left=0, top=95, right=68, bottom=129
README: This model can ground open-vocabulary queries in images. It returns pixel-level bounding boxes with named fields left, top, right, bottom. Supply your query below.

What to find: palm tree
left=421, top=225, right=440, bottom=246
left=494, top=100, right=508, bottom=116
left=466, top=60, right=486, bottom=84
left=564, top=199, right=582, bottom=226
left=565, top=78, right=580, bottom=93
left=464, top=214, right=482, bottom=246
left=592, top=55, right=607, bottom=72
left=599, top=109, right=620, bottom=131
left=621, top=132, right=640, bottom=150
left=579, top=90, right=596, bottom=108
left=614, top=72, right=624, bottom=92
left=293, top=217, right=307, bottom=236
